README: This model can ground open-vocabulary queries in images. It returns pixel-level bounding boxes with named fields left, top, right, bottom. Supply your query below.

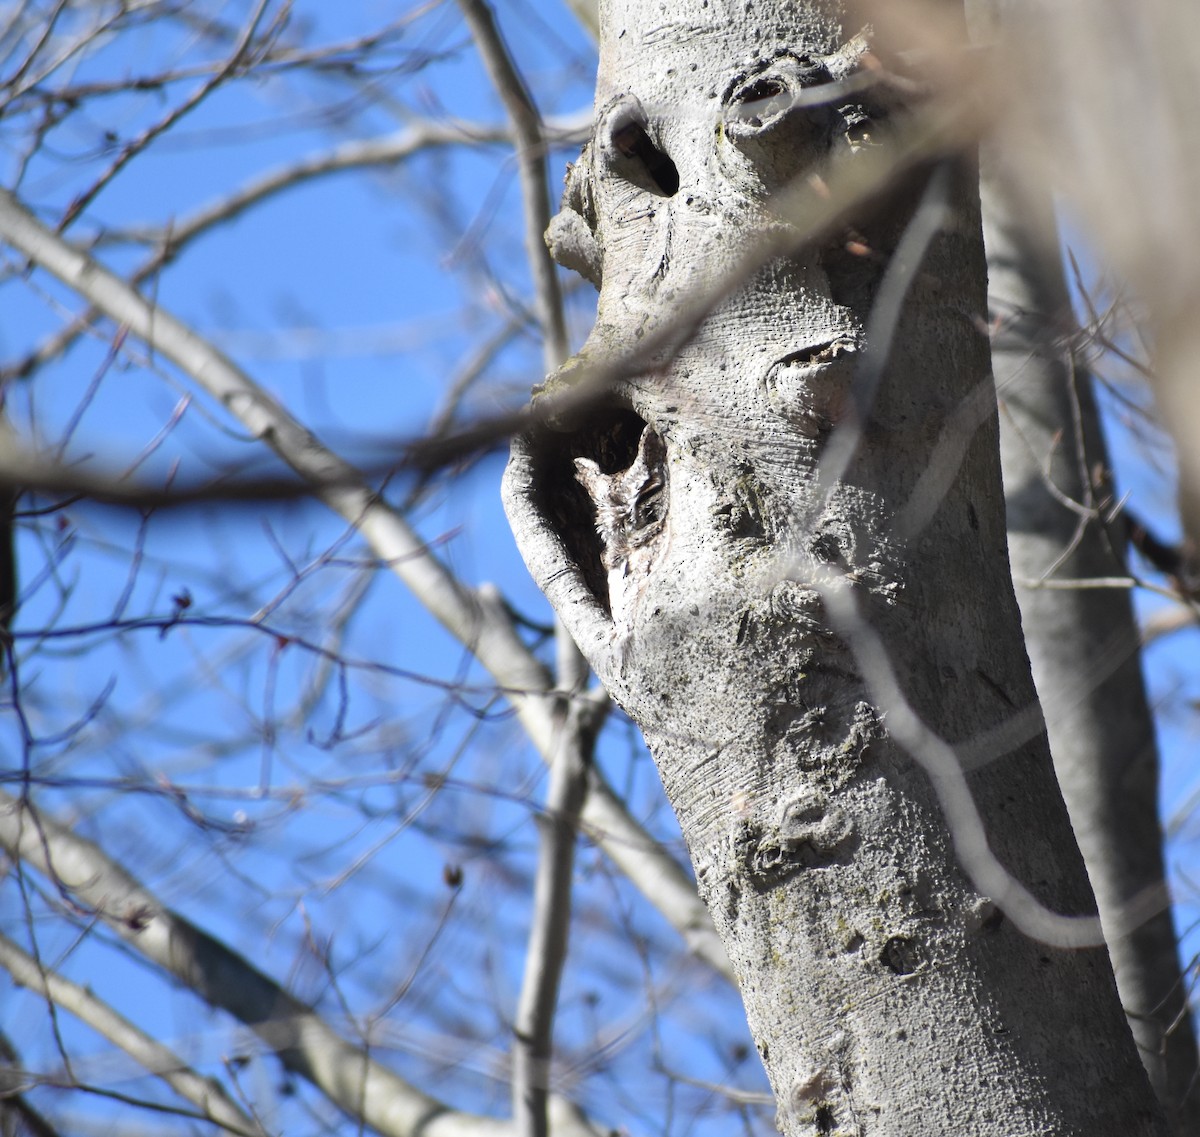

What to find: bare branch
left=58, top=0, right=277, bottom=230
left=512, top=694, right=603, bottom=1137
left=562, top=0, right=599, bottom=40
left=0, top=789, right=607, bottom=1137
left=456, top=0, right=570, bottom=373
left=111, top=112, right=591, bottom=254
left=0, top=1029, right=61, bottom=1137
left=0, top=186, right=732, bottom=984
left=449, top=23, right=600, bottom=1134
left=1, top=110, right=588, bottom=386
left=0, top=931, right=263, bottom=1137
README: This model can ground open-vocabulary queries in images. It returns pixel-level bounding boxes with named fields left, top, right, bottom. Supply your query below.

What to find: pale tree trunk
left=505, top=1, right=1167, bottom=1134
left=981, top=155, right=1200, bottom=1129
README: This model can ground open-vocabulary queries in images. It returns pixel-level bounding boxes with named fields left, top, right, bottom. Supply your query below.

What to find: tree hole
left=531, top=409, right=656, bottom=615
left=610, top=117, right=679, bottom=196
left=880, top=935, right=920, bottom=975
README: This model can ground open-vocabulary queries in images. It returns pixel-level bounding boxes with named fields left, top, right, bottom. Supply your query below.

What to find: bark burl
left=504, top=2, right=1167, bottom=1133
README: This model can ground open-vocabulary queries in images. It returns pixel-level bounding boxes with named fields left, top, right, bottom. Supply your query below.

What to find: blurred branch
left=113, top=112, right=592, bottom=253
left=425, top=314, right=531, bottom=441
left=562, top=0, right=599, bottom=40
left=0, top=1030, right=60, bottom=1137
left=0, top=186, right=732, bottom=984
left=973, top=0, right=1200, bottom=594
left=3, top=106, right=590, bottom=383
left=1125, top=508, right=1200, bottom=597
left=1, top=0, right=102, bottom=110
left=456, top=0, right=570, bottom=372
left=512, top=693, right=603, bottom=1137
left=1, top=110, right=589, bottom=385
left=1141, top=605, right=1198, bottom=645
left=2, top=9, right=430, bottom=110
left=451, top=32, right=594, bottom=1131
left=0, top=445, right=332, bottom=510
left=0, top=931, right=263, bottom=1137
left=0, top=789, right=607, bottom=1137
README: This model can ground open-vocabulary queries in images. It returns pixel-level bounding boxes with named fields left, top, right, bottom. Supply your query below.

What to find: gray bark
left=982, top=156, right=1200, bottom=1131
left=505, top=2, right=1171, bottom=1134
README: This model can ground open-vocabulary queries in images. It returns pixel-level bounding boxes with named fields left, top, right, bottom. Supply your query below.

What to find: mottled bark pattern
left=504, top=2, right=1167, bottom=1134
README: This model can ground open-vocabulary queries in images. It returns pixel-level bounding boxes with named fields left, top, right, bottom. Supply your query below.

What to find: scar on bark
left=736, top=787, right=857, bottom=888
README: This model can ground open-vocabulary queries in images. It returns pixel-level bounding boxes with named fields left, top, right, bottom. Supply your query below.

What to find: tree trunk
left=504, top=2, right=1168, bottom=1132
left=981, top=154, right=1200, bottom=1130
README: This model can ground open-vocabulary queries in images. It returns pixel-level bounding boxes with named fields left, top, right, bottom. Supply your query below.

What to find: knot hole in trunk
left=603, top=97, right=679, bottom=197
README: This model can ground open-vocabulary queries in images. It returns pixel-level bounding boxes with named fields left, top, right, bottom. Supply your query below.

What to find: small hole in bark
left=814, top=1103, right=836, bottom=1134
left=843, top=109, right=876, bottom=150
left=809, top=531, right=844, bottom=565
left=880, top=935, right=920, bottom=975
left=731, top=76, right=790, bottom=126
left=610, top=118, right=679, bottom=196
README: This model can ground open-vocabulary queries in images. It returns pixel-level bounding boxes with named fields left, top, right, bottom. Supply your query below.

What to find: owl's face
left=574, top=425, right=667, bottom=572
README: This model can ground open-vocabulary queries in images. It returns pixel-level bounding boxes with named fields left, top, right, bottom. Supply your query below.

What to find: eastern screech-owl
left=574, top=425, right=668, bottom=625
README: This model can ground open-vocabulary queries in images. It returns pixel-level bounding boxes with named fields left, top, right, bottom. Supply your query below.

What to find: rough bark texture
left=504, top=2, right=1168, bottom=1133
left=982, top=156, right=1200, bottom=1131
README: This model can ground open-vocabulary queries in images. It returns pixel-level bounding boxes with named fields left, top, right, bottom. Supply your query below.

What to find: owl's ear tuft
left=636, top=425, right=666, bottom=468
left=574, top=456, right=607, bottom=498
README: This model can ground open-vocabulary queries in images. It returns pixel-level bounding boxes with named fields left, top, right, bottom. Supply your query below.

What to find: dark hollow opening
left=611, top=118, right=680, bottom=197
left=532, top=408, right=651, bottom=614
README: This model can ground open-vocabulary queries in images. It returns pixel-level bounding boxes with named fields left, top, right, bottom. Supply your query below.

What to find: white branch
left=3, top=111, right=589, bottom=384
left=117, top=112, right=590, bottom=254
left=511, top=697, right=598, bottom=1137
left=450, top=15, right=592, bottom=1137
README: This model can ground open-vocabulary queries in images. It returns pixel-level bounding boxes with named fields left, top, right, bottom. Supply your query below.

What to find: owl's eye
left=632, top=472, right=665, bottom=531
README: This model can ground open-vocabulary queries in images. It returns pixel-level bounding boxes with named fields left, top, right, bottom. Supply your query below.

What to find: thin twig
left=1, top=110, right=589, bottom=384
left=58, top=0, right=276, bottom=230
left=0, top=1029, right=61, bottom=1137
